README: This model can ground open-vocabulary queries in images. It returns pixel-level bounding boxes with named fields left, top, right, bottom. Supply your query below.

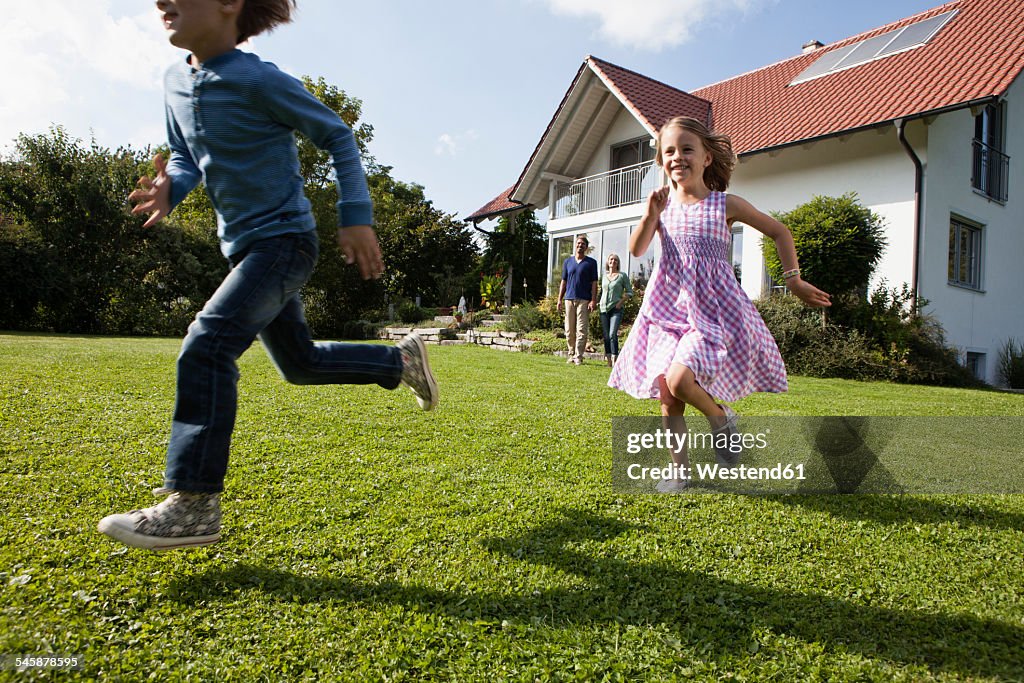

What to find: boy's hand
left=337, top=225, right=384, bottom=279
left=129, top=154, right=172, bottom=227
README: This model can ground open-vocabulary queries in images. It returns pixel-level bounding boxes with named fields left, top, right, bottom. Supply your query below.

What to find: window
left=609, top=138, right=656, bottom=208
left=730, top=224, right=744, bottom=283
left=610, top=137, right=656, bottom=170
left=629, top=228, right=661, bottom=290
left=965, top=352, right=986, bottom=381
left=948, top=216, right=983, bottom=289
left=972, top=102, right=1009, bottom=202
left=790, top=10, right=957, bottom=85
left=549, top=236, right=575, bottom=296
left=601, top=226, right=630, bottom=275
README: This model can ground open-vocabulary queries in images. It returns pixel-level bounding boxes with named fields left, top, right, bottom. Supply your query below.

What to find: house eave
left=737, top=96, right=1002, bottom=160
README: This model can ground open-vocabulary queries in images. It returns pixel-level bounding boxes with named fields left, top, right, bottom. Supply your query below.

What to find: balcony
left=550, top=162, right=661, bottom=220
left=972, top=139, right=1009, bottom=203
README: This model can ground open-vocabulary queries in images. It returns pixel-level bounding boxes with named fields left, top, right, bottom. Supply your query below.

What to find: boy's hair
left=655, top=116, right=736, bottom=192
left=575, top=234, right=589, bottom=246
left=236, top=0, right=297, bottom=44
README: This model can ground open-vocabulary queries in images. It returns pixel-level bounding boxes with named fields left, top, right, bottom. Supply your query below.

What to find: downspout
left=895, top=118, right=923, bottom=310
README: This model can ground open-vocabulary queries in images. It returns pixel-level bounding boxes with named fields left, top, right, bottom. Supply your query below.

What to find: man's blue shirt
left=163, top=49, right=373, bottom=256
left=562, top=256, right=599, bottom=300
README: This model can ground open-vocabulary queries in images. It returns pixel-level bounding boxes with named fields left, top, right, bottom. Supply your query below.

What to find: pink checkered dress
left=608, top=191, right=787, bottom=402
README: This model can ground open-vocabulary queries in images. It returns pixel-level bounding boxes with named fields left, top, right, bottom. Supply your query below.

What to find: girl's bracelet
left=782, top=268, right=801, bottom=281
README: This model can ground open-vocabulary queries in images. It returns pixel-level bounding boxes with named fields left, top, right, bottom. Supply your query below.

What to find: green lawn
left=1, top=333, right=1022, bottom=681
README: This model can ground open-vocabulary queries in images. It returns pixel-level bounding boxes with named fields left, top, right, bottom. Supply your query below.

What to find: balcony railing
left=551, top=162, right=660, bottom=220
left=972, top=139, right=1010, bottom=203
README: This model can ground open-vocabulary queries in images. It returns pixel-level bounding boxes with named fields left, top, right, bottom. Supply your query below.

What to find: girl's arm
left=727, top=195, right=832, bottom=308
left=629, top=186, right=670, bottom=257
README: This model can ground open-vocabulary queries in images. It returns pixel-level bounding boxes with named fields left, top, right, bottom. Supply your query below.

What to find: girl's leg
left=665, top=363, right=740, bottom=466
left=657, top=374, right=689, bottom=470
left=664, top=363, right=726, bottom=428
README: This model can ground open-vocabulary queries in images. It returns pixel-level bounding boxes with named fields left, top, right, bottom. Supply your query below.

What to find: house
left=466, top=0, right=1024, bottom=386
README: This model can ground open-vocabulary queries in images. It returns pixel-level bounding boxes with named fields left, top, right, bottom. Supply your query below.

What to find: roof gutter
left=895, top=117, right=924, bottom=306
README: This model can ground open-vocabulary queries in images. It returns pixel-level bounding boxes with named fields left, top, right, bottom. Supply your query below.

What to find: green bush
left=505, top=303, right=546, bottom=334
left=997, top=339, right=1024, bottom=389
left=523, top=329, right=566, bottom=355
left=339, top=319, right=381, bottom=340
left=534, top=295, right=561, bottom=330
left=396, top=299, right=429, bottom=324
left=763, top=193, right=886, bottom=297
left=755, top=291, right=981, bottom=386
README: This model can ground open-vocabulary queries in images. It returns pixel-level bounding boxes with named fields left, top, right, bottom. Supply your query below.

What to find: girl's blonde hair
left=655, top=117, right=736, bottom=192
left=605, top=253, right=621, bottom=272
left=237, top=0, right=297, bottom=44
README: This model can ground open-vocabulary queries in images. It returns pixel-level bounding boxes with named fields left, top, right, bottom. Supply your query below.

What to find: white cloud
left=435, top=129, right=479, bottom=157
left=538, top=0, right=765, bottom=50
left=0, top=1, right=177, bottom=150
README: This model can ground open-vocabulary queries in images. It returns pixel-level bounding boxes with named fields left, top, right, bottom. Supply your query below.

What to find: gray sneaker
left=656, top=477, right=692, bottom=494
left=397, top=333, right=439, bottom=411
left=98, top=489, right=221, bottom=551
left=713, top=404, right=741, bottom=467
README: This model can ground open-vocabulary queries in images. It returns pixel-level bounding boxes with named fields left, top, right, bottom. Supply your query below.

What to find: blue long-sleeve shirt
left=163, top=49, right=374, bottom=257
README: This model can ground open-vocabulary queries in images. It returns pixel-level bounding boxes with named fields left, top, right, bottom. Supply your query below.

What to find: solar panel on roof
left=790, top=43, right=859, bottom=82
left=878, top=10, right=957, bottom=57
left=789, top=9, right=958, bottom=86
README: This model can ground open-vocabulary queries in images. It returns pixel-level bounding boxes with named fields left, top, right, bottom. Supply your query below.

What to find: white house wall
left=918, top=79, right=1024, bottom=384
left=580, top=108, right=652, bottom=178
left=730, top=125, right=921, bottom=303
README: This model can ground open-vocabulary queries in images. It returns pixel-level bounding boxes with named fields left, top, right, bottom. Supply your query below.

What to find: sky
left=2, top=0, right=944, bottom=223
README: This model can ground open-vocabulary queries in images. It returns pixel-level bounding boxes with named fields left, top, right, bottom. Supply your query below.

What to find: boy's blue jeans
left=600, top=308, right=624, bottom=356
left=163, top=231, right=401, bottom=494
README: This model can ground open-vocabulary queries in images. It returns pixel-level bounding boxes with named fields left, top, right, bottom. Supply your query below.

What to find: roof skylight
left=790, top=9, right=958, bottom=86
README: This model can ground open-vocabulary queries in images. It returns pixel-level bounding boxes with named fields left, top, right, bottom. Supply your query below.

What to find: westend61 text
left=625, top=429, right=769, bottom=455
left=627, top=463, right=806, bottom=482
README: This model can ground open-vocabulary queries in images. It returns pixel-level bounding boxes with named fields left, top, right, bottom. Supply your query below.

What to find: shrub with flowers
left=479, top=271, right=506, bottom=312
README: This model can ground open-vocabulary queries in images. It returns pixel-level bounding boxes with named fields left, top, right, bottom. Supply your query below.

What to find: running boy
left=99, top=0, right=438, bottom=550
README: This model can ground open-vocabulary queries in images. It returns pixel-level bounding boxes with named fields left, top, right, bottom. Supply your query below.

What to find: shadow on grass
left=775, top=494, right=1024, bottom=532
left=169, top=508, right=1023, bottom=679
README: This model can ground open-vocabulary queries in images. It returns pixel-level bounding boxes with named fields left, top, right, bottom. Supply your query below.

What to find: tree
left=293, top=77, right=478, bottom=333
left=0, top=128, right=225, bottom=334
left=477, top=210, right=548, bottom=306
left=762, top=192, right=886, bottom=298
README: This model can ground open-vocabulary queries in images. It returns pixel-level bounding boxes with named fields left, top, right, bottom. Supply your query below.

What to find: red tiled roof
left=587, top=56, right=711, bottom=132
left=465, top=185, right=523, bottom=223
left=472, top=0, right=1024, bottom=214
left=691, top=0, right=1024, bottom=154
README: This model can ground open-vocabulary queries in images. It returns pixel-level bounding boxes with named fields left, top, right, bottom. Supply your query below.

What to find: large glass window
left=600, top=227, right=629, bottom=274
left=629, top=229, right=661, bottom=290
left=948, top=216, right=983, bottom=290
left=549, top=235, right=575, bottom=296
